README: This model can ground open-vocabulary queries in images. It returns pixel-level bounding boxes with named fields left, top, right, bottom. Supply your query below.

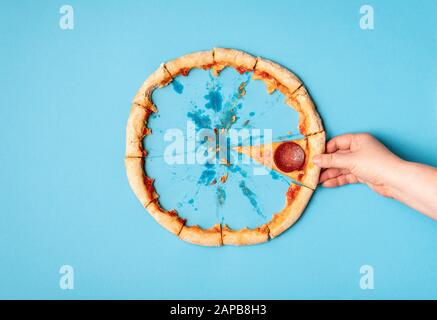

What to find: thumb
left=312, top=152, right=352, bottom=169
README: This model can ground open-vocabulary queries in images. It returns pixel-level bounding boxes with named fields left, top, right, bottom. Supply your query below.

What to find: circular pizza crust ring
left=222, top=224, right=269, bottom=246
left=147, top=200, right=185, bottom=235
left=179, top=224, right=223, bottom=247
left=285, top=86, right=324, bottom=136
left=165, top=50, right=214, bottom=77
left=126, top=48, right=326, bottom=246
left=125, top=157, right=158, bottom=207
left=268, top=184, right=314, bottom=238
left=132, top=64, right=172, bottom=107
left=125, top=104, right=153, bottom=158
left=212, top=47, right=257, bottom=76
left=252, top=56, right=302, bottom=96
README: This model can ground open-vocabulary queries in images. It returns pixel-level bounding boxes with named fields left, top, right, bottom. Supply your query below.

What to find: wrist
left=383, top=158, right=411, bottom=200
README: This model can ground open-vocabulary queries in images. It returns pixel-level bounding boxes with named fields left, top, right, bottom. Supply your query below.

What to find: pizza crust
left=132, top=64, right=172, bottom=106
left=146, top=200, right=185, bottom=235
left=178, top=224, right=222, bottom=247
left=268, top=184, right=314, bottom=238
left=253, top=57, right=302, bottom=95
left=222, top=224, right=269, bottom=246
left=125, top=104, right=154, bottom=158
left=297, top=131, right=326, bottom=190
left=212, top=47, right=257, bottom=76
left=165, top=50, right=214, bottom=78
left=125, top=157, right=158, bottom=207
left=285, top=86, right=324, bottom=136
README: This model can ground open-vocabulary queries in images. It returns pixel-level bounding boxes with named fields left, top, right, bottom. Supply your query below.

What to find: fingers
left=326, top=134, right=356, bottom=153
left=313, top=134, right=357, bottom=169
left=319, top=168, right=350, bottom=183
left=312, top=152, right=352, bottom=169
left=322, top=174, right=359, bottom=187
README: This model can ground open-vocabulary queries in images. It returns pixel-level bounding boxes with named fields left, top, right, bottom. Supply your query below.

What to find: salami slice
left=273, top=141, right=305, bottom=172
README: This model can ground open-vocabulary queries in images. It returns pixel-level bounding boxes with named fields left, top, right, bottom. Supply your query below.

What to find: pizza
left=125, top=48, right=326, bottom=246
left=233, top=132, right=326, bottom=190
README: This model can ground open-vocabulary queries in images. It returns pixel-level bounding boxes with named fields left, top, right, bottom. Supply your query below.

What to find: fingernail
left=312, top=155, right=321, bottom=165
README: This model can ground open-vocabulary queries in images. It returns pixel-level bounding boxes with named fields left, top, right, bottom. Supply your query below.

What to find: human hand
left=312, top=133, right=403, bottom=198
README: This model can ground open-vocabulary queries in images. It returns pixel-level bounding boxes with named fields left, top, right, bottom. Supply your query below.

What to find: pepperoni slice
left=273, top=142, right=305, bottom=172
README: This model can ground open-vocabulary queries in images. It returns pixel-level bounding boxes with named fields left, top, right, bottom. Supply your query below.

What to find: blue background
left=0, top=0, right=436, bottom=299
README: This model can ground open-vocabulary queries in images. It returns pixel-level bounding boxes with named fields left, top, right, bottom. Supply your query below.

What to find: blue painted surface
left=146, top=68, right=295, bottom=229
left=0, top=0, right=436, bottom=299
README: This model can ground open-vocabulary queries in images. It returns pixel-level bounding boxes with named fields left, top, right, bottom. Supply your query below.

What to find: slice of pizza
left=268, top=183, right=314, bottom=238
left=146, top=200, right=186, bottom=236
left=233, top=131, right=326, bottom=190
left=212, top=47, right=257, bottom=76
left=178, top=224, right=223, bottom=247
left=222, top=224, right=269, bottom=246
left=164, top=50, right=214, bottom=78
left=252, top=57, right=302, bottom=96
left=132, top=64, right=172, bottom=106
left=285, top=86, right=324, bottom=136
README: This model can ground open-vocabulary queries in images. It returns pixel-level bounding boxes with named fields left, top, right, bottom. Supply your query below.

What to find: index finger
left=326, top=134, right=355, bottom=153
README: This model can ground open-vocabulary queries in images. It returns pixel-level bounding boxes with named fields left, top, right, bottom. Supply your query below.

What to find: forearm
left=387, top=160, right=437, bottom=220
